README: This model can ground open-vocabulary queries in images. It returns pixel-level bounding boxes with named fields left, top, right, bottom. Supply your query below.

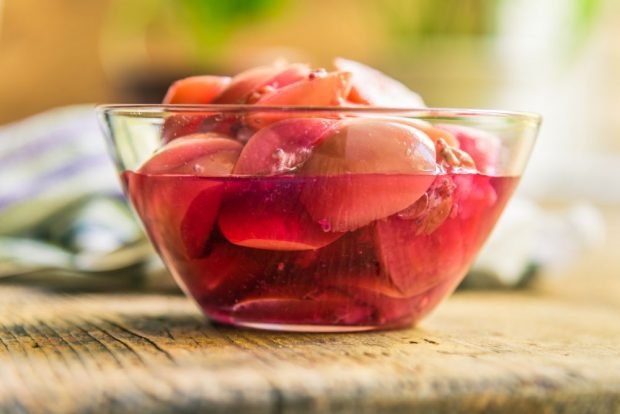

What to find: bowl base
left=226, top=321, right=382, bottom=332
left=208, top=314, right=414, bottom=333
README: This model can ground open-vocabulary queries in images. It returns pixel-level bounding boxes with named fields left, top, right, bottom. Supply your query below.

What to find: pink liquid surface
left=124, top=172, right=518, bottom=331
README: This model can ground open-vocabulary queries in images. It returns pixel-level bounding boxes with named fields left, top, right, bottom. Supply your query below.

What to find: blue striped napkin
left=0, top=106, right=148, bottom=278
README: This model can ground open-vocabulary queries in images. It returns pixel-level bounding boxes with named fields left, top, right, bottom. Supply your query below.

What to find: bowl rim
left=97, top=104, right=542, bottom=124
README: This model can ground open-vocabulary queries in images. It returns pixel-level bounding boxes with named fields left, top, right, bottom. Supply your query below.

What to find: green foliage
left=384, top=0, right=503, bottom=40
left=177, top=0, right=287, bottom=53
left=383, top=0, right=602, bottom=43
left=574, top=0, right=603, bottom=35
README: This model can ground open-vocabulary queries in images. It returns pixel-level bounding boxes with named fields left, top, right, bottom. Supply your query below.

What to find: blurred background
left=0, top=0, right=618, bottom=291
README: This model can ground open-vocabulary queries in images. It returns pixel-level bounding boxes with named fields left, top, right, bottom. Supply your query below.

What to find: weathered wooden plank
left=0, top=276, right=619, bottom=414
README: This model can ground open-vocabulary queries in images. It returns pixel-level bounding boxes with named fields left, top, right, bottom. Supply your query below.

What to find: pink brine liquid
left=124, top=172, right=518, bottom=331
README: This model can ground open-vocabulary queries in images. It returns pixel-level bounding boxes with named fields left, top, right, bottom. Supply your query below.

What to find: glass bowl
left=98, top=105, right=540, bottom=332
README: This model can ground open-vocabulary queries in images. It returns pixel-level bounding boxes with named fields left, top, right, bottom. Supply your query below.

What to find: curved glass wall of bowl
left=99, top=105, right=540, bottom=331
left=100, top=105, right=539, bottom=174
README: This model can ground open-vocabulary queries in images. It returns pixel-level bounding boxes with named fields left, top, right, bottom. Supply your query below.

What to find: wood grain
left=0, top=275, right=619, bottom=414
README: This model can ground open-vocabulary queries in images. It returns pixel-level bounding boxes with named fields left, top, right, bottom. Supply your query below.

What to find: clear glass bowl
left=98, top=105, right=540, bottom=332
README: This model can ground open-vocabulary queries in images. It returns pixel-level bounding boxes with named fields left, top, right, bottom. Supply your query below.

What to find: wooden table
left=1, top=213, right=619, bottom=413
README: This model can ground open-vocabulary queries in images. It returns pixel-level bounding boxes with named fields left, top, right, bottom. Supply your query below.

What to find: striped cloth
left=0, top=106, right=119, bottom=232
left=0, top=106, right=148, bottom=278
